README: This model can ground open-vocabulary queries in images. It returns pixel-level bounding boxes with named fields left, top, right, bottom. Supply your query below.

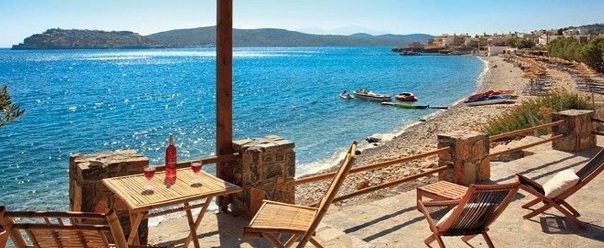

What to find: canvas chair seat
left=417, top=179, right=520, bottom=248
left=244, top=141, right=357, bottom=248
left=517, top=147, right=604, bottom=228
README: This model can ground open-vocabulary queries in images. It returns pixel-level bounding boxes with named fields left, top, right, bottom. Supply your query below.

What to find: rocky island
left=11, top=27, right=433, bottom=49
left=12, top=28, right=161, bottom=49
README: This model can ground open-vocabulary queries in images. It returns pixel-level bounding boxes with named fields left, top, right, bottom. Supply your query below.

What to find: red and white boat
left=395, top=92, right=417, bottom=101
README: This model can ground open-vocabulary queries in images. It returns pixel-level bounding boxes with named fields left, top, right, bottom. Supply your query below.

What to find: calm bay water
left=0, top=47, right=483, bottom=210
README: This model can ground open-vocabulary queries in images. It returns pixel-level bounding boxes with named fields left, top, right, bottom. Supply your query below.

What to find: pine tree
left=0, top=85, right=24, bottom=127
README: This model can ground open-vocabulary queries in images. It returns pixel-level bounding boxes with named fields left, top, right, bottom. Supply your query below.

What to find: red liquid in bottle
left=165, top=134, right=177, bottom=179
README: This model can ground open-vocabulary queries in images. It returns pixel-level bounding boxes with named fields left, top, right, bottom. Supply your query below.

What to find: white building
left=487, top=46, right=508, bottom=56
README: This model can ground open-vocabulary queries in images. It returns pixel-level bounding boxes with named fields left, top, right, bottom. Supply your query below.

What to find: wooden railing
left=294, top=147, right=450, bottom=186
left=295, top=147, right=451, bottom=205
left=489, top=120, right=565, bottom=141
left=487, top=120, right=566, bottom=158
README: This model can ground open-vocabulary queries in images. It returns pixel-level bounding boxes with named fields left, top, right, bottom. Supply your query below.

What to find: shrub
left=483, top=91, right=593, bottom=136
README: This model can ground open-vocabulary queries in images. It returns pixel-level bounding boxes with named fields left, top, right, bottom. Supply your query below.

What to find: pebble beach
left=295, top=54, right=593, bottom=205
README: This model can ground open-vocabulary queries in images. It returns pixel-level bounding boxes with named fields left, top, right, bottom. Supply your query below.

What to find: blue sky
left=1, top=0, right=603, bottom=47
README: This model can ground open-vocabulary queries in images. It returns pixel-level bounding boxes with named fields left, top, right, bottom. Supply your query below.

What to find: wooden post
left=216, top=0, right=234, bottom=212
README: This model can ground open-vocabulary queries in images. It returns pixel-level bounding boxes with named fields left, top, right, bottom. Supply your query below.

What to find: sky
left=1, top=0, right=603, bottom=47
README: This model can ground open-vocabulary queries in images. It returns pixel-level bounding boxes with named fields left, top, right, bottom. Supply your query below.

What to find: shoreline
left=296, top=55, right=490, bottom=178
left=294, top=54, right=557, bottom=204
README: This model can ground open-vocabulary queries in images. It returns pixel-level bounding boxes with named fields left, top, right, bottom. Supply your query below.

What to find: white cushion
left=543, top=169, right=580, bottom=198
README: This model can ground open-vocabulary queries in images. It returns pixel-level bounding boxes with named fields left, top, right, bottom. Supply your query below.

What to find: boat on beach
left=352, top=89, right=391, bottom=102
left=465, top=94, right=514, bottom=106
left=381, top=102, right=429, bottom=109
left=467, top=89, right=514, bottom=102
left=395, top=92, right=417, bottom=101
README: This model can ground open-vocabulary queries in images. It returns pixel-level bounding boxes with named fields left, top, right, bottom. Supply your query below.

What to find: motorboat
left=395, top=92, right=417, bottom=101
left=352, top=89, right=391, bottom=102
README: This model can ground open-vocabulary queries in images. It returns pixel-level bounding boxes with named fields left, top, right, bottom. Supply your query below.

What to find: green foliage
left=483, top=91, right=593, bottom=136
left=507, top=37, right=519, bottom=48
left=548, top=34, right=604, bottom=71
left=0, top=85, right=25, bottom=127
left=517, top=39, right=535, bottom=49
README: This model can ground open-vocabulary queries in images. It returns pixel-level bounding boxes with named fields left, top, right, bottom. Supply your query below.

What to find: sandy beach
left=295, top=54, right=594, bottom=205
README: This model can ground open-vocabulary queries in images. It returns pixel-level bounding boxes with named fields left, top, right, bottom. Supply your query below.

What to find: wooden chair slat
left=0, top=206, right=129, bottom=248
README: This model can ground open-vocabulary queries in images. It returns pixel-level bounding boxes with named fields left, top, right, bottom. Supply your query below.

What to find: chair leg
left=523, top=204, right=551, bottom=219
left=424, top=234, right=446, bottom=248
left=481, top=231, right=495, bottom=248
left=560, top=201, right=580, bottom=217
left=309, top=237, right=324, bottom=248
left=551, top=204, right=587, bottom=229
left=284, top=234, right=299, bottom=247
left=522, top=198, right=541, bottom=209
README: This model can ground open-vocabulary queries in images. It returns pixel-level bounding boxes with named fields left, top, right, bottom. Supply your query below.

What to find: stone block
left=232, top=136, right=295, bottom=218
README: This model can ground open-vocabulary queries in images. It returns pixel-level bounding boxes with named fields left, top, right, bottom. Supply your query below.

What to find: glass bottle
left=165, top=134, right=177, bottom=180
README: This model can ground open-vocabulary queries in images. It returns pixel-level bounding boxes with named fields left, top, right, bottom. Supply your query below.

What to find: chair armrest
left=421, top=199, right=460, bottom=207
left=516, top=174, right=544, bottom=193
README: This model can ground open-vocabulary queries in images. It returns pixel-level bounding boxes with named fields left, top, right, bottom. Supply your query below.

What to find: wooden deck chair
left=417, top=180, right=520, bottom=248
left=0, top=228, right=7, bottom=248
left=517, top=148, right=604, bottom=228
left=0, top=206, right=128, bottom=248
left=244, top=141, right=357, bottom=248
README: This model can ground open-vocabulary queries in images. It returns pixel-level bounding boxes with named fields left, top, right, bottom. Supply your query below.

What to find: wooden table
left=103, top=168, right=241, bottom=248
left=416, top=180, right=468, bottom=203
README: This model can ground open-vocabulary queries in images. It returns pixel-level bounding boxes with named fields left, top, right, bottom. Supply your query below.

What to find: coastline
left=297, top=56, right=490, bottom=177
left=294, top=54, right=543, bottom=204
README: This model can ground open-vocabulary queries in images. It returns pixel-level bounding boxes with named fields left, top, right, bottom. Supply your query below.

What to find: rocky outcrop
left=12, top=28, right=161, bottom=50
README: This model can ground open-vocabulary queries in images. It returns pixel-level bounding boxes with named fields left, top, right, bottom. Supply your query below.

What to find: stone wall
left=231, top=135, right=295, bottom=218
left=553, top=109, right=596, bottom=152
left=69, top=150, right=149, bottom=243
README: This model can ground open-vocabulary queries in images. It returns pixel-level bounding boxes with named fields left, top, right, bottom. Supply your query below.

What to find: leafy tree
left=581, top=35, right=604, bottom=71
left=0, top=85, right=25, bottom=127
left=517, top=39, right=535, bottom=49
left=557, top=29, right=564, bottom=35
left=507, top=37, right=519, bottom=47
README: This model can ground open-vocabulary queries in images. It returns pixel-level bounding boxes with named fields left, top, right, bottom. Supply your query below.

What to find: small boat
left=465, top=95, right=514, bottom=106
left=352, top=89, right=391, bottom=102
left=395, top=92, right=417, bottom=101
left=381, top=102, right=429, bottom=109
left=340, top=91, right=353, bottom=99
left=467, top=90, right=514, bottom=102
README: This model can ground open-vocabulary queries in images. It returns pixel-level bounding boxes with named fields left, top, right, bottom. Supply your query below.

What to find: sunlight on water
left=0, top=47, right=482, bottom=211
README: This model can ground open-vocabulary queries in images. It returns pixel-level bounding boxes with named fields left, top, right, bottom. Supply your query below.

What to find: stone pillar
left=552, top=109, right=596, bottom=152
left=69, top=150, right=149, bottom=244
left=437, top=131, right=490, bottom=186
left=231, top=135, right=295, bottom=218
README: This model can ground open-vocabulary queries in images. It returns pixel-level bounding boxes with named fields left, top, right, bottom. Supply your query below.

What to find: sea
left=0, top=47, right=484, bottom=211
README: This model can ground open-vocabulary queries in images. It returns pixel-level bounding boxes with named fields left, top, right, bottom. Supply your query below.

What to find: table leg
left=183, top=196, right=214, bottom=248
left=127, top=211, right=144, bottom=246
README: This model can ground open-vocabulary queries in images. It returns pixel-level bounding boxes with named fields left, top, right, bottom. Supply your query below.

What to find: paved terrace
left=150, top=142, right=604, bottom=247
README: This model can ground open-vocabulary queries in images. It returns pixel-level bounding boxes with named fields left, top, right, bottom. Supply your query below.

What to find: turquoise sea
left=0, top=47, right=484, bottom=210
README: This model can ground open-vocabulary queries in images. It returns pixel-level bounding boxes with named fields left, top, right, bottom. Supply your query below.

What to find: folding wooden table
left=416, top=180, right=468, bottom=202
left=103, top=168, right=241, bottom=248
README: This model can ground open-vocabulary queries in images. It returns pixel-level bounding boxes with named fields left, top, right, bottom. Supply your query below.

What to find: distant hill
left=147, top=26, right=433, bottom=47
left=12, top=28, right=160, bottom=50
left=12, top=26, right=433, bottom=50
